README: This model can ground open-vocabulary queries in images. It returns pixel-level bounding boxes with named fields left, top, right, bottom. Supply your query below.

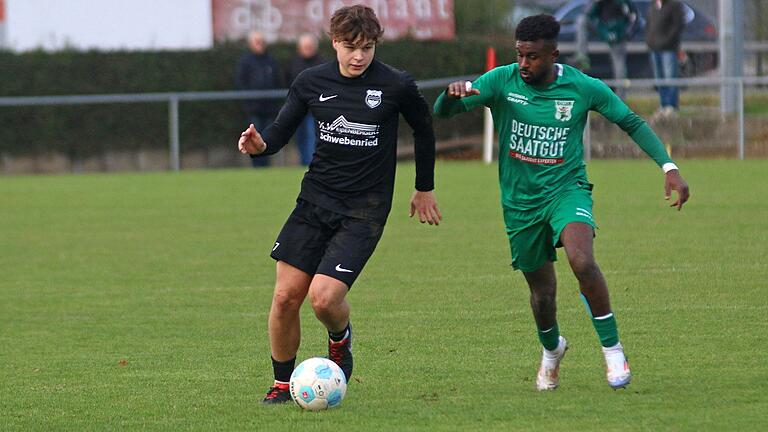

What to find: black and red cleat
left=328, top=326, right=353, bottom=382
left=261, top=381, right=291, bottom=405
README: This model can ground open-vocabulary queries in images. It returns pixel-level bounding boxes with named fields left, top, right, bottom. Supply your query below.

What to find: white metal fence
left=0, top=76, right=473, bottom=172
left=0, top=75, right=766, bottom=173
left=588, top=75, right=768, bottom=161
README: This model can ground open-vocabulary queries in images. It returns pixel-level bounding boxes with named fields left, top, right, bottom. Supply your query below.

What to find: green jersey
left=434, top=63, right=673, bottom=211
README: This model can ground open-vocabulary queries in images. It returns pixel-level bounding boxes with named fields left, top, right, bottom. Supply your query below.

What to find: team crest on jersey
left=554, top=100, right=574, bottom=121
left=365, top=89, right=382, bottom=108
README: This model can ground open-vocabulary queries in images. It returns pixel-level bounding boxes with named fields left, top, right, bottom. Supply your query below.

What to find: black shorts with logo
left=270, top=199, right=385, bottom=288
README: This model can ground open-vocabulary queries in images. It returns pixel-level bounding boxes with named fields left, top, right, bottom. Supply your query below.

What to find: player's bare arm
left=445, top=80, right=480, bottom=98
left=664, top=169, right=690, bottom=211
left=237, top=123, right=267, bottom=155
left=409, top=190, right=442, bottom=226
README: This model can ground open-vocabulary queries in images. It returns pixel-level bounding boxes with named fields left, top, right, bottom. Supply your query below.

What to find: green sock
left=592, top=313, right=619, bottom=347
left=537, top=323, right=560, bottom=351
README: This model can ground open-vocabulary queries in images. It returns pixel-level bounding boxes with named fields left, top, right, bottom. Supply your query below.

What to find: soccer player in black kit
left=237, top=5, right=442, bottom=404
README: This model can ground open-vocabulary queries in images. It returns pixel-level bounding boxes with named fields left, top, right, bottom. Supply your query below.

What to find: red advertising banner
left=0, top=0, right=5, bottom=22
left=212, top=0, right=454, bottom=42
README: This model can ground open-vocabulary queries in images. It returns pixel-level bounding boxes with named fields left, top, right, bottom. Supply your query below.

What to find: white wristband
left=662, top=162, right=678, bottom=173
left=465, top=81, right=473, bottom=92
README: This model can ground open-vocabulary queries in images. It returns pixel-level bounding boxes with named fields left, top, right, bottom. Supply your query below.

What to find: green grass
left=1, top=160, right=767, bottom=431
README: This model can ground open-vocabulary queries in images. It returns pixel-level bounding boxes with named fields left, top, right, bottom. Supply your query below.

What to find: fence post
left=169, top=96, right=180, bottom=171
left=738, top=79, right=744, bottom=160
left=482, top=47, right=496, bottom=165
left=719, top=0, right=745, bottom=114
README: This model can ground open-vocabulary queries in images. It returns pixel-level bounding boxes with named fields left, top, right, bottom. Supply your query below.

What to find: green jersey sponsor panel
left=435, top=63, right=670, bottom=211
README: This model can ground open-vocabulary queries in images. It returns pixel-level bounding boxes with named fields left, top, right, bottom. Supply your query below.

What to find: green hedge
left=0, top=39, right=517, bottom=157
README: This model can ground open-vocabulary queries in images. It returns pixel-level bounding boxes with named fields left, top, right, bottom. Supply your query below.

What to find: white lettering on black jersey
left=318, top=115, right=380, bottom=147
left=258, top=60, right=435, bottom=222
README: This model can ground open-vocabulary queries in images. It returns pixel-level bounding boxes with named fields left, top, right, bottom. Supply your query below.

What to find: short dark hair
left=329, top=5, right=384, bottom=46
left=515, top=14, right=560, bottom=44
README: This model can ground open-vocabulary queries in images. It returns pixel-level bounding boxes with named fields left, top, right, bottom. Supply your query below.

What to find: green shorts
left=503, top=183, right=597, bottom=272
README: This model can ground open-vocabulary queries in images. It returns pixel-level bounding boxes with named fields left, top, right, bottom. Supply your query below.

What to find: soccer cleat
left=261, top=381, right=291, bottom=405
left=328, top=325, right=353, bottom=381
left=536, top=336, right=568, bottom=391
left=603, top=343, right=632, bottom=389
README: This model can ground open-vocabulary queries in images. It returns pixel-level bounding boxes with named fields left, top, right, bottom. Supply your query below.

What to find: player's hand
left=237, top=123, right=267, bottom=155
left=409, top=190, right=442, bottom=226
left=446, top=81, right=480, bottom=98
left=664, top=170, right=690, bottom=211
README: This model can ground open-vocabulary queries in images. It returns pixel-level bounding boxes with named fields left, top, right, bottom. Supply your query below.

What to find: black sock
left=328, top=322, right=350, bottom=342
left=271, top=356, right=296, bottom=383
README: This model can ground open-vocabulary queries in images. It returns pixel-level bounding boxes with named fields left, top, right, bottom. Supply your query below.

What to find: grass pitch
left=1, top=160, right=767, bottom=431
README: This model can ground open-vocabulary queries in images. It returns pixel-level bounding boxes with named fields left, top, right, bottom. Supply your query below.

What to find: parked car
left=554, top=0, right=718, bottom=78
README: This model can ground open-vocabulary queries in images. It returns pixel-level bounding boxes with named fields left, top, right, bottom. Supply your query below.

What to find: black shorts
left=270, top=199, right=385, bottom=288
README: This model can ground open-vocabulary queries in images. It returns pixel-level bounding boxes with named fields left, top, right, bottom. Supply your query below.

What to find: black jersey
left=257, top=59, right=435, bottom=223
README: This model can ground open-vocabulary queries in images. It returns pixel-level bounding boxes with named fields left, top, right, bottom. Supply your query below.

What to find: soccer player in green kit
left=434, top=14, right=689, bottom=390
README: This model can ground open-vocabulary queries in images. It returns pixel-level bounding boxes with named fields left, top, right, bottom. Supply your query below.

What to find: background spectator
left=646, top=0, right=686, bottom=119
left=587, top=0, right=639, bottom=99
left=236, top=31, right=282, bottom=167
left=285, top=34, right=325, bottom=166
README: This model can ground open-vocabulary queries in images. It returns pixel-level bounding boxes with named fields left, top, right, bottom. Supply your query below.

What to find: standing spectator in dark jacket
left=285, top=34, right=325, bottom=166
left=646, top=0, right=685, bottom=118
left=588, top=0, right=638, bottom=99
left=236, top=31, right=282, bottom=167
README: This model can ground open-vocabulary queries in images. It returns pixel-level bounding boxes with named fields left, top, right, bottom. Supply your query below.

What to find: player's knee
left=271, top=289, right=304, bottom=314
left=309, top=293, right=338, bottom=318
left=568, top=253, right=599, bottom=281
left=308, top=285, right=337, bottom=314
left=531, top=290, right=556, bottom=310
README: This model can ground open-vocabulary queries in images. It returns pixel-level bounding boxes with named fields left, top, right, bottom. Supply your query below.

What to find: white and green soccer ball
left=289, top=357, right=347, bottom=411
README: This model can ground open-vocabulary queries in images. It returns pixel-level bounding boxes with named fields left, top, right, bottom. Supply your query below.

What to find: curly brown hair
left=329, top=5, right=384, bottom=47
left=515, top=14, right=560, bottom=43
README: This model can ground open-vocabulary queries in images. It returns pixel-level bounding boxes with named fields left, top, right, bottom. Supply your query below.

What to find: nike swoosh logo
left=335, top=264, right=353, bottom=273
left=319, top=94, right=338, bottom=102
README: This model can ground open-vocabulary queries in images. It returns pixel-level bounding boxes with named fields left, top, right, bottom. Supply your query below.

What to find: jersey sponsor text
left=507, top=92, right=530, bottom=105
left=508, top=119, right=570, bottom=164
left=319, top=133, right=378, bottom=147
left=318, top=115, right=381, bottom=147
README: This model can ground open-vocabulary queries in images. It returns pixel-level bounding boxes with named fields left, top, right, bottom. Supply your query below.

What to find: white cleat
left=536, top=336, right=568, bottom=391
left=603, top=343, right=632, bottom=389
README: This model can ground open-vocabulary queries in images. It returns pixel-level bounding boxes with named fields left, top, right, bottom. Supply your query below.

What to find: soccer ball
left=289, top=357, right=347, bottom=411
